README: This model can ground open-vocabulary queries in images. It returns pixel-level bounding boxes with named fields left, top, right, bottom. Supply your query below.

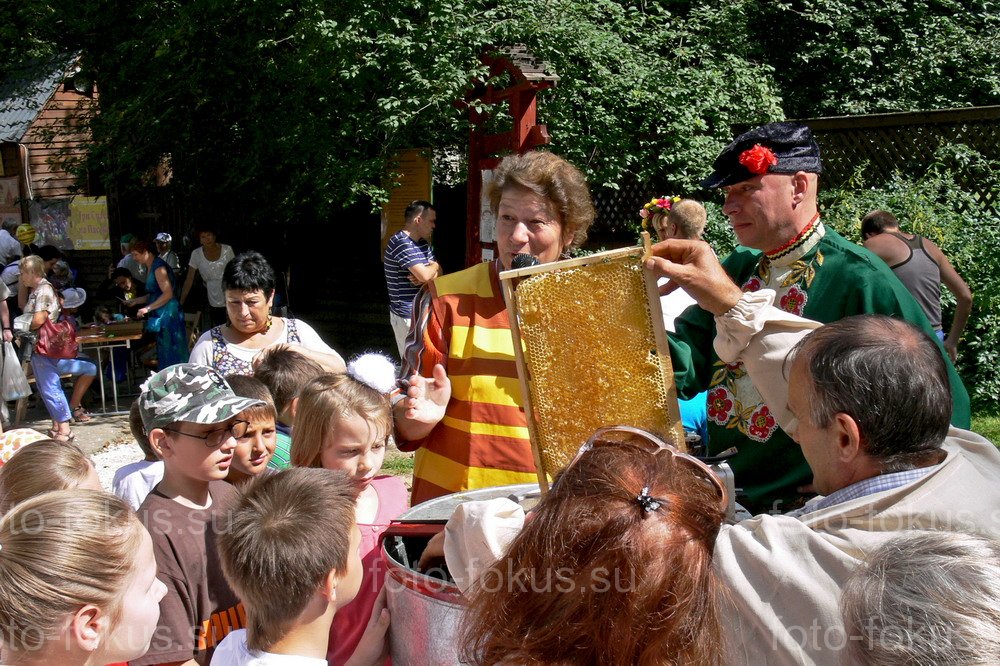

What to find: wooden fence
left=806, top=106, right=1000, bottom=213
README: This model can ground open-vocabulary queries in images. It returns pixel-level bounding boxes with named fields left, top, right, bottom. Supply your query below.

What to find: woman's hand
left=417, top=530, right=447, bottom=570
left=393, top=363, right=451, bottom=443
left=404, top=364, right=450, bottom=425
left=136, top=307, right=149, bottom=319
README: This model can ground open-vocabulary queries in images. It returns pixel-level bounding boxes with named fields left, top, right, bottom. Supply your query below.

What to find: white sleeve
left=443, top=498, right=526, bottom=593
left=713, top=290, right=822, bottom=432
left=289, top=319, right=336, bottom=354
left=188, top=331, right=215, bottom=367
left=188, top=248, right=204, bottom=272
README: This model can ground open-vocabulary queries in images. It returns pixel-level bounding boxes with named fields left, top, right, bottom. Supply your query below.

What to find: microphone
left=511, top=253, right=540, bottom=270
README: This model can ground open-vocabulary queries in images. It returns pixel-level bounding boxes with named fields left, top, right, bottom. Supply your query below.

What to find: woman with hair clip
left=0, top=489, right=167, bottom=666
left=459, top=426, right=727, bottom=665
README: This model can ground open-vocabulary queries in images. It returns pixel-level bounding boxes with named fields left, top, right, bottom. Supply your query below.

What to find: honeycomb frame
left=500, top=246, right=686, bottom=492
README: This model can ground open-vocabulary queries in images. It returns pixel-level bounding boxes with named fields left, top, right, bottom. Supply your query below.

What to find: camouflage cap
left=139, top=364, right=264, bottom=432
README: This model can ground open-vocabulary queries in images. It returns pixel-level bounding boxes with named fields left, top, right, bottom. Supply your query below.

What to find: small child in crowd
left=133, top=363, right=264, bottom=666
left=254, top=345, right=324, bottom=470
left=0, top=437, right=102, bottom=513
left=225, top=374, right=278, bottom=485
left=0, top=490, right=168, bottom=666
left=112, top=400, right=165, bottom=510
left=94, top=303, right=115, bottom=324
left=213, top=467, right=390, bottom=665
left=290, top=353, right=408, bottom=666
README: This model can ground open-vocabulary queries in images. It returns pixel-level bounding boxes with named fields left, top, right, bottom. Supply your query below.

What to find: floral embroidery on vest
left=709, top=218, right=825, bottom=443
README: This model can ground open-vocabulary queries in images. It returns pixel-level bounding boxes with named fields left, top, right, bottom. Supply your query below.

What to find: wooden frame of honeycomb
left=500, top=244, right=686, bottom=492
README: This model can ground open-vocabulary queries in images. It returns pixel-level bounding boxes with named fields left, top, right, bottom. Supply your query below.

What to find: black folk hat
left=701, top=121, right=823, bottom=189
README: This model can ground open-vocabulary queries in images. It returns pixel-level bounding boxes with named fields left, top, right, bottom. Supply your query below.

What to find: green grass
left=972, top=410, right=1000, bottom=446
left=382, top=452, right=415, bottom=475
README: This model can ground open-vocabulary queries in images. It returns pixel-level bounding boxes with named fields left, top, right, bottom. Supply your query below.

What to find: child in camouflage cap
left=134, top=363, right=262, bottom=666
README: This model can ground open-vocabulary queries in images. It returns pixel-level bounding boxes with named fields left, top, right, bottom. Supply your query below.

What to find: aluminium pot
left=382, top=483, right=539, bottom=665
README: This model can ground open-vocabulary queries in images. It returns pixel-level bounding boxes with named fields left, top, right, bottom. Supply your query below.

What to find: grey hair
left=842, top=530, right=1000, bottom=666
left=790, top=315, right=950, bottom=472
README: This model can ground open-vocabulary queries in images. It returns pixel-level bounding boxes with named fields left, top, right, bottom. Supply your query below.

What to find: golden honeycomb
left=509, top=250, right=685, bottom=486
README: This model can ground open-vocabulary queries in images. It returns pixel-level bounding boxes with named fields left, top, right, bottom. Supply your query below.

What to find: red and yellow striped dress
left=399, top=260, right=537, bottom=504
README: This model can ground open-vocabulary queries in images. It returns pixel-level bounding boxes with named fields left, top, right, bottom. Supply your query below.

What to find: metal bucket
left=382, top=484, right=539, bottom=665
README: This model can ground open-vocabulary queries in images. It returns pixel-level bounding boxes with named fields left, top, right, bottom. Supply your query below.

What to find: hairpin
left=347, top=352, right=398, bottom=395
left=635, top=486, right=663, bottom=514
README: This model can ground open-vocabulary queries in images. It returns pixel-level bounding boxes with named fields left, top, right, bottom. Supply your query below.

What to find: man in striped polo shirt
left=383, top=200, right=440, bottom=357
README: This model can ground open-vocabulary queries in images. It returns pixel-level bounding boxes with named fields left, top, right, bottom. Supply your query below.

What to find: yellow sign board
left=68, top=196, right=109, bottom=250
left=381, top=149, right=432, bottom=252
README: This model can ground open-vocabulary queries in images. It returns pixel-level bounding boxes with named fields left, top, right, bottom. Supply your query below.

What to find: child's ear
left=288, top=396, right=301, bottom=420
left=320, top=567, right=341, bottom=603
left=70, top=605, right=107, bottom=652
left=148, top=428, right=173, bottom=459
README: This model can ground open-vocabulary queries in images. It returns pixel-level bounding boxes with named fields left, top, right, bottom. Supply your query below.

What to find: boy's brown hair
left=253, top=348, right=324, bottom=417
left=225, top=374, right=278, bottom=423
left=217, top=467, right=358, bottom=651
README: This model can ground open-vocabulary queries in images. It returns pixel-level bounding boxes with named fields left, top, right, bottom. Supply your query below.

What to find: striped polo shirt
left=384, top=230, right=436, bottom=318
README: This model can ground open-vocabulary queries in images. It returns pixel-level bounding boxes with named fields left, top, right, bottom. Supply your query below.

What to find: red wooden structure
left=463, top=46, right=558, bottom=266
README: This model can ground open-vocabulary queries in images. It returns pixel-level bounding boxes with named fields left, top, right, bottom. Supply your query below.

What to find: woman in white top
left=179, top=226, right=234, bottom=327
left=189, top=251, right=345, bottom=376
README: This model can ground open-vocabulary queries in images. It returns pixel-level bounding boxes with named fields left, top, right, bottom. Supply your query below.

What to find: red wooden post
left=463, top=47, right=558, bottom=267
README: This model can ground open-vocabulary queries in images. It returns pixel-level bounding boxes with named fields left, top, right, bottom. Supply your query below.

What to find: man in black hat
left=663, top=121, right=970, bottom=513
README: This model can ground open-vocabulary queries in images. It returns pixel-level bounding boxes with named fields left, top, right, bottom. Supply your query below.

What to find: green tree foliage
left=742, top=0, right=1000, bottom=118
left=6, top=0, right=1000, bottom=227
left=10, top=0, right=782, bottom=225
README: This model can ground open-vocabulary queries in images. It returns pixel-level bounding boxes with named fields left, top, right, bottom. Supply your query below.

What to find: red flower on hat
left=739, top=144, right=778, bottom=175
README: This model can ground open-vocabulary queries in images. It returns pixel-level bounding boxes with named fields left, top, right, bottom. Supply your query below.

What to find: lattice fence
left=807, top=106, right=1000, bottom=213
left=591, top=180, right=672, bottom=235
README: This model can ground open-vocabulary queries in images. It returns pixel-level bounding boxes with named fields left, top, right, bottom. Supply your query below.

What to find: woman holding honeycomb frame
left=394, top=151, right=596, bottom=504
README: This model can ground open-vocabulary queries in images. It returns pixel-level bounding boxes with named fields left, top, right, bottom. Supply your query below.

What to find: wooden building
left=0, top=55, right=99, bottom=223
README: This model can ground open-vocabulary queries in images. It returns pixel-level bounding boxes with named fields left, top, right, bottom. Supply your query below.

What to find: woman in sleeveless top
left=130, top=239, right=189, bottom=369
left=188, top=251, right=344, bottom=376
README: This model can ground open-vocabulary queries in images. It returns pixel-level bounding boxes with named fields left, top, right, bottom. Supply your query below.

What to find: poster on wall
left=27, top=197, right=109, bottom=250
left=381, top=149, right=432, bottom=253
left=28, top=199, right=72, bottom=249
left=68, top=196, right=109, bottom=250
left=479, top=169, right=496, bottom=244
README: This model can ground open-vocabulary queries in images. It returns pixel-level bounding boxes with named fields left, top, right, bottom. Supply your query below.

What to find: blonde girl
left=0, top=489, right=167, bottom=665
left=0, top=438, right=102, bottom=513
left=291, top=353, right=408, bottom=666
